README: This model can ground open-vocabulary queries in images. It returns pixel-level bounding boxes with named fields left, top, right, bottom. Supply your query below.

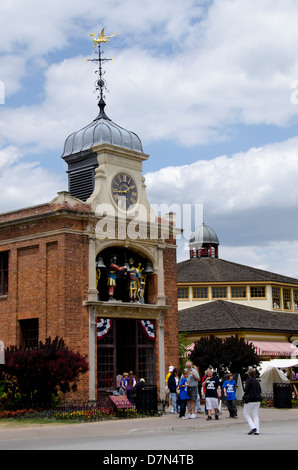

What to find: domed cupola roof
left=189, top=223, right=219, bottom=258
left=61, top=100, right=143, bottom=158
left=189, top=223, right=219, bottom=246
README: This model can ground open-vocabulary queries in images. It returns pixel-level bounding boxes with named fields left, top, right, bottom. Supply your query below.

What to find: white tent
left=260, top=366, right=290, bottom=395
left=236, top=374, right=244, bottom=400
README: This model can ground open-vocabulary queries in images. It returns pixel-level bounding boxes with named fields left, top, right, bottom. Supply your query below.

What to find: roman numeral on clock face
left=111, top=173, right=138, bottom=210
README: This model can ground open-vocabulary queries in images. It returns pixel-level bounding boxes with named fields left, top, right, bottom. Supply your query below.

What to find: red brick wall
left=0, top=204, right=92, bottom=400
left=163, top=238, right=180, bottom=372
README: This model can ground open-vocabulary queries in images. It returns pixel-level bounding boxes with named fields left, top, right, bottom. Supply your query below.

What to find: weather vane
left=85, top=28, right=118, bottom=118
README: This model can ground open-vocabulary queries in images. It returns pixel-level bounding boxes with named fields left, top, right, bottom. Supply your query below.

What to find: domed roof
left=189, top=223, right=219, bottom=247
left=61, top=104, right=143, bottom=158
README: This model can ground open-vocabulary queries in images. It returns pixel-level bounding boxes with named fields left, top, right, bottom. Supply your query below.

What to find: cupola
left=189, top=223, right=219, bottom=259
left=61, top=30, right=143, bottom=202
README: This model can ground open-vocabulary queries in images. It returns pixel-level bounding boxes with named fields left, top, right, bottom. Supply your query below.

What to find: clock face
left=111, top=173, right=138, bottom=210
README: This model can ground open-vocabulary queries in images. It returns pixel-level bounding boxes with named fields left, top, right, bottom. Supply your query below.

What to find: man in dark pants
left=222, top=373, right=238, bottom=418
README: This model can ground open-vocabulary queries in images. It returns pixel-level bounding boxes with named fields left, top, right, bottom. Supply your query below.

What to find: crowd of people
left=119, top=370, right=146, bottom=405
left=165, top=361, right=262, bottom=435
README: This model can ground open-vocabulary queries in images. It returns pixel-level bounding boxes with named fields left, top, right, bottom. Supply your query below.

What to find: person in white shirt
left=185, top=361, right=200, bottom=418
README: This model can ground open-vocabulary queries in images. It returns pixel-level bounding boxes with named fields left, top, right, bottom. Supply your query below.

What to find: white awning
left=248, top=340, right=298, bottom=357
left=259, top=359, right=298, bottom=374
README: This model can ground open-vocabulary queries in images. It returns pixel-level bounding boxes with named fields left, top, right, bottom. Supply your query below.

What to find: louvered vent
left=69, top=167, right=95, bottom=202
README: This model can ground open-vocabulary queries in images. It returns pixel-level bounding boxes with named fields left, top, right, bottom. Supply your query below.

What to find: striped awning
left=183, top=342, right=195, bottom=357
left=248, top=341, right=298, bottom=357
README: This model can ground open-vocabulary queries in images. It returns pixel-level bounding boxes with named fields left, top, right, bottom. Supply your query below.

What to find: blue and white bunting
left=97, top=318, right=112, bottom=340
left=140, top=320, right=155, bottom=341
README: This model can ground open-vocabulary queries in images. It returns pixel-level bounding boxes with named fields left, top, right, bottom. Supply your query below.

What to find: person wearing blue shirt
left=222, top=373, right=238, bottom=418
left=178, top=369, right=189, bottom=419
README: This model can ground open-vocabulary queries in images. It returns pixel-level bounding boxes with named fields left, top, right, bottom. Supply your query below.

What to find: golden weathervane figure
left=89, top=28, right=117, bottom=46
left=86, top=28, right=117, bottom=119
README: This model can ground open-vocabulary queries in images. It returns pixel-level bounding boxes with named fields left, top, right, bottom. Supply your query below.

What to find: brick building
left=0, top=37, right=180, bottom=401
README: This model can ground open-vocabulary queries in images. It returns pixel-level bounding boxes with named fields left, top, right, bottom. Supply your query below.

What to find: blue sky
left=1, top=0, right=298, bottom=277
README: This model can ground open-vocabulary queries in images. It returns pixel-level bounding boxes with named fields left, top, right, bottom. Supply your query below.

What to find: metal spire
left=86, top=28, right=117, bottom=120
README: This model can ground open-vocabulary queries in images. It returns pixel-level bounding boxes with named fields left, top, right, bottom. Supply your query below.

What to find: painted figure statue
left=107, top=255, right=127, bottom=301
left=127, top=258, right=144, bottom=303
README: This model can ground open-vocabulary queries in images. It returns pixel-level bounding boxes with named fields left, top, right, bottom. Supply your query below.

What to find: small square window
left=178, top=287, right=189, bottom=299
left=231, top=286, right=247, bottom=298
left=193, top=287, right=209, bottom=299
left=250, top=286, right=266, bottom=298
left=212, top=287, right=227, bottom=299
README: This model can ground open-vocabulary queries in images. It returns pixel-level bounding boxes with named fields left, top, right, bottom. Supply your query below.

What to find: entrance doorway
left=97, top=318, right=155, bottom=391
left=116, top=319, right=136, bottom=375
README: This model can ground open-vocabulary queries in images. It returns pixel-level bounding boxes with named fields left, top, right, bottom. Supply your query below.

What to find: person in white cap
left=165, top=366, right=174, bottom=411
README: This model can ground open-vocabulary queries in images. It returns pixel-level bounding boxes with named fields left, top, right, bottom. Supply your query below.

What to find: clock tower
left=61, top=29, right=179, bottom=402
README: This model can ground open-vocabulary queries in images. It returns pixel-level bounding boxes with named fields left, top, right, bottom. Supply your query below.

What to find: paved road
left=0, top=407, right=297, bottom=451
left=2, top=420, right=297, bottom=451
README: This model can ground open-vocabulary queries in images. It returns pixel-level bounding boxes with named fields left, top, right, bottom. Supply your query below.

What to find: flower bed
left=0, top=409, right=40, bottom=419
left=0, top=406, right=160, bottom=422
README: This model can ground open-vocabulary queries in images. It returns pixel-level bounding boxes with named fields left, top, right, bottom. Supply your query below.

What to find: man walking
left=185, top=361, right=200, bottom=418
left=222, top=373, right=238, bottom=418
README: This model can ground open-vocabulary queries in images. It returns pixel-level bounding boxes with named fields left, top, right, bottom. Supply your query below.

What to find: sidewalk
left=98, top=406, right=298, bottom=435
left=0, top=406, right=297, bottom=441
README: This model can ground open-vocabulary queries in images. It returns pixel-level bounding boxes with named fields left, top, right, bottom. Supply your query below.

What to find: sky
left=1, top=0, right=298, bottom=277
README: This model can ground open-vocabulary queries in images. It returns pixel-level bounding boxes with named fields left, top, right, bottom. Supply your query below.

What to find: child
left=203, top=368, right=221, bottom=421
left=222, top=373, right=238, bottom=418
left=178, top=369, right=189, bottom=419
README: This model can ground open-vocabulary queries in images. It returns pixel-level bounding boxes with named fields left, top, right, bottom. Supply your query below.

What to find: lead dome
left=189, top=223, right=219, bottom=258
left=62, top=106, right=143, bottom=158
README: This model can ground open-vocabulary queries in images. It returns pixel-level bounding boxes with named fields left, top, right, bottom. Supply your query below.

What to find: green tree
left=190, top=336, right=225, bottom=376
left=1, top=336, right=89, bottom=408
left=190, top=335, right=260, bottom=379
left=222, top=335, right=260, bottom=379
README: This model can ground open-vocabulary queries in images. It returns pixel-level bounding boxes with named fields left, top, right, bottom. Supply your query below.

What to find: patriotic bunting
left=97, top=318, right=113, bottom=340
left=96, top=318, right=155, bottom=341
left=139, top=320, right=155, bottom=341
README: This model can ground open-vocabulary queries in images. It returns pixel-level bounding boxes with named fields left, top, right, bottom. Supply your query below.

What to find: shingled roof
left=179, top=299, right=298, bottom=334
left=177, top=258, right=298, bottom=285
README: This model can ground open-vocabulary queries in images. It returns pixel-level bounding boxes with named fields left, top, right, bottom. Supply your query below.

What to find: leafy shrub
left=0, top=337, right=89, bottom=408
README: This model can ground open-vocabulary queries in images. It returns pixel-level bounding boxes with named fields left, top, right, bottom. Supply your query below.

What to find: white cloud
left=0, top=56, right=96, bottom=152
left=2, top=0, right=298, bottom=154
left=220, top=242, right=298, bottom=280
left=0, top=146, right=20, bottom=169
left=145, top=136, right=298, bottom=277
left=0, top=147, right=66, bottom=212
left=145, top=137, right=298, bottom=211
